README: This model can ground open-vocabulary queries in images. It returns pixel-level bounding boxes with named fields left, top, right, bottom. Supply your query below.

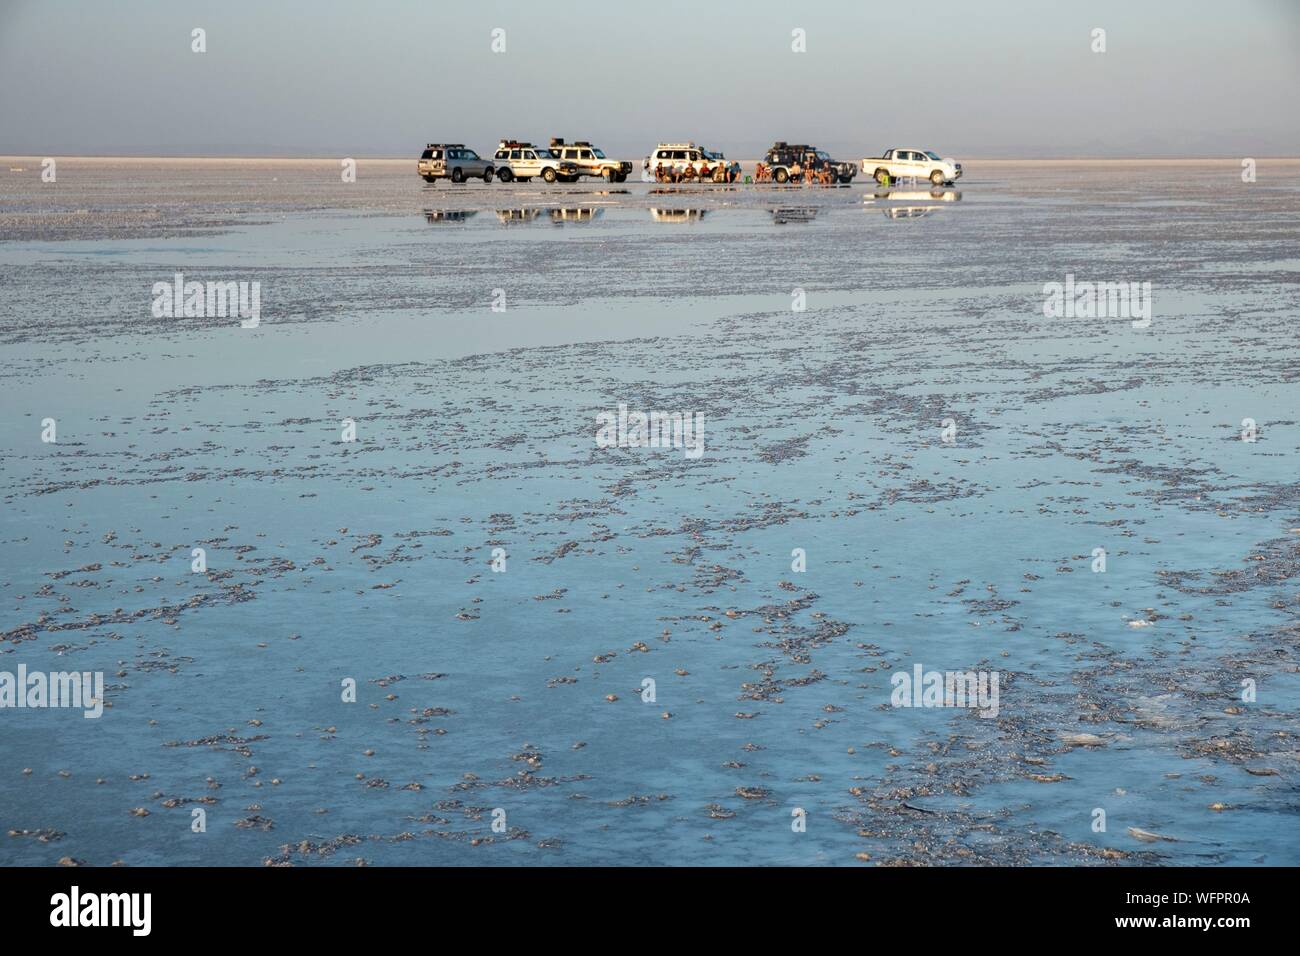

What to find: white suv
left=491, top=141, right=578, bottom=184
left=643, top=142, right=733, bottom=182
left=861, top=147, right=962, bottom=186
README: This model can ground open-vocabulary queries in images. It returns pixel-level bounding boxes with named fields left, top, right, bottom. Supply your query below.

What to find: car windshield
left=592, top=149, right=606, bottom=158
left=536, top=149, right=553, bottom=159
left=925, top=150, right=941, bottom=160
left=816, top=151, right=830, bottom=160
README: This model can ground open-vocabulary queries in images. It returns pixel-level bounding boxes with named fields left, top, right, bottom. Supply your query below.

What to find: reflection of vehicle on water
left=868, top=187, right=961, bottom=203
left=549, top=207, right=602, bottom=223
left=650, top=208, right=707, bottom=222
left=866, top=188, right=960, bottom=219
left=770, top=207, right=819, bottom=224
left=495, top=208, right=542, bottom=223
left=418, top=144, right=494, bottom=183
left=492, top=141, right=577, bottom=183
left=861, top=147, right=962, bottom=186
left=423, top=209, right=479, bottom=223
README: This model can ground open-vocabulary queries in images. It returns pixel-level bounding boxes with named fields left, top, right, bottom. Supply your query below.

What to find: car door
left=520, top=149, right=538, bottom=177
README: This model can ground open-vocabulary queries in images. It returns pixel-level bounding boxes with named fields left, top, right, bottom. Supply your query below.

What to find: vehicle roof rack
left=427, top=143, right=464, bottom=148
left=657, top=142, right=698, bottom=149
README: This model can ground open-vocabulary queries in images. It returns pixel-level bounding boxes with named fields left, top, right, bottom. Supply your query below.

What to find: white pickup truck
left=860, top=148, right=962, bottom=186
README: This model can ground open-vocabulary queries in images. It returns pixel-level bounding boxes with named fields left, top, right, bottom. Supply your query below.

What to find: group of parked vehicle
left=417, top=138, right=962, bottom=187
left=418, top=138, right=631, bottom=184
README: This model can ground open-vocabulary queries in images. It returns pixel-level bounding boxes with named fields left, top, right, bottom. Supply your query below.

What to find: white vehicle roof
left=654, top=142, right=699, bottom=149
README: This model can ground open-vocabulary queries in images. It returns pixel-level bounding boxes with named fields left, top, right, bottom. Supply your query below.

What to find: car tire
left=422, top=175, right=437, bottom=183
left=484, top=168, right=494, bottom=183
left=451, top=168, right=464, bottom=183
left=838, top=175, right=853, bottom=184
left=497, top=168, right=512, bottom=183
left=605, top=168, right=617, bottom=182
left=930, top=170, right=944, bottom=186
left=542, top=167, right=557, bottom=184
left=875, top=169, right=890, bottom=185
left=774, top=168, right=789, bottom=184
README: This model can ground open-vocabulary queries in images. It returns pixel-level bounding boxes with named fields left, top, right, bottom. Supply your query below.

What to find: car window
left=579, top=150, right=593, bottom=159
left=464, top=150, right=479, bottom=160
left=593, top=149, right=606, bottom=158
left=495, top=150, right=507, bottom=160
left=925, top=150, right=941, bottom=160
left=523, top=150, right=536, bottom=160
left=421, top=149, right=433, bottom=160
left=511, top=150, right=522, bottom=160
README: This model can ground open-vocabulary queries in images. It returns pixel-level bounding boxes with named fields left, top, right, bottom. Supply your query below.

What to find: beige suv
left=418, top=144, right=494, bottom=183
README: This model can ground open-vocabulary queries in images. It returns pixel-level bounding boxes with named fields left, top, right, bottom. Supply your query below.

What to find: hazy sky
left=1, top=0, right=1297, bottom=159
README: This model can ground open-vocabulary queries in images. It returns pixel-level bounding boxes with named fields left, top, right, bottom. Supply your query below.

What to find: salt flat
left=0, top=159, right=1297, bottom=866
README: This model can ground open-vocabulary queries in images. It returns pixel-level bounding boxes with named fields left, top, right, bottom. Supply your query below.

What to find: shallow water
left=1, top=159, right=1297, bottom=865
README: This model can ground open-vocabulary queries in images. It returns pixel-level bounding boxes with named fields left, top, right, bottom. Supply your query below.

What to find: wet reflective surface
left=1, top=159, right=1298, bottom=866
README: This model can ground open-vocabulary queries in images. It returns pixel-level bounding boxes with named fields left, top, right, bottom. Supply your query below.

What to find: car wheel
left=542, top=167, right=557, bottom=183
left=497, top=168, right=513, bottom=183
left=838, top=174, right=853, bottom=184
left=483, top=167, right=494, bottom=183
left=422, top=175, right=437, bottom=183
left=605, top=168, right=617, bottom=182
left=774, top=168, right=789, bottom=184
left=930, top=170, right=945, bottom=186
left=451, top=168, right=464, bottom=183
left=875, top=169, right=890, bottom=185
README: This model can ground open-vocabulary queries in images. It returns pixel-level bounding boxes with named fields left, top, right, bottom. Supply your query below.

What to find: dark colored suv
left=764, top=142, right=857, bottom=184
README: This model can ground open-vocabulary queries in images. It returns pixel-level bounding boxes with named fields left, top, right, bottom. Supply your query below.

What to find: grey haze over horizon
left=1, top=0, right=1297, bottom=161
